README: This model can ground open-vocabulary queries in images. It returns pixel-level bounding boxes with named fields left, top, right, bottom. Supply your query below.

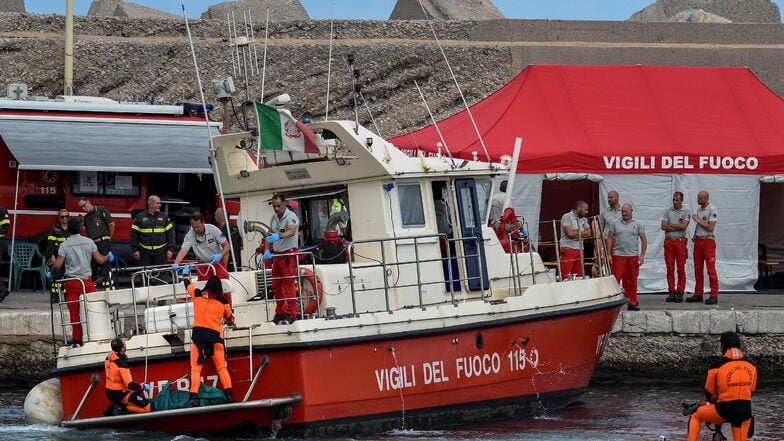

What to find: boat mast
left=348, top=54, right=360, bottom=134
left=63, top=0, right=74, bottom=96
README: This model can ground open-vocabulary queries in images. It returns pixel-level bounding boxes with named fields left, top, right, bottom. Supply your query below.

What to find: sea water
left=1, top=383, right=782, bottom=441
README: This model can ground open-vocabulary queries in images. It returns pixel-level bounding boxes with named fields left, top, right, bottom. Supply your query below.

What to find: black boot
left=186, top=393, right=199, bottom=408
left=224, top=388, right=234, bottom=403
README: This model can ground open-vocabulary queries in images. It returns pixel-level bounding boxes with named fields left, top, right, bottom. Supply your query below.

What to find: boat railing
left=535, top=215, right=611, bottom=280
left=257, top=250, right=319, bottom=322
left=114, top=263, right=222, bottom=337
left=125, top=265, right=181, bottom=336
left=225, top=324, right=263, bottom=384
left=54, top=277, right=90, bottom=347
left=502, top=219, right=538, bottom=294
left=345, top=233, right=485, bottom=314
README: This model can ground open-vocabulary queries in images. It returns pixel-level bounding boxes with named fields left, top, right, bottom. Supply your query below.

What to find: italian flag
left=255, top=102, right=320, bottom=154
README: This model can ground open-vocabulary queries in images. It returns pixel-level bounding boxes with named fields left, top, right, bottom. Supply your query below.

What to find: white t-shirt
left=181, top=224, right=225, bottom=263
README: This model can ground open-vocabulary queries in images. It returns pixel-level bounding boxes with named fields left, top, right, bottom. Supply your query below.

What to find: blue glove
left=171, top=263, right=180, bottom=272
left=263, top=249, right=272, bottom=260
left=522, top=228, right=529, bottom=237
left=143, top=384, right=150, bottom=392
left=211, top=253, right=222, bottom=264
left=46, top=271, right=52, bottom=279
left=266, top=233, right=280, bottom=243
left=182, top=265, right=190, bottom=276
left=107, top=251, right=115, bottom=262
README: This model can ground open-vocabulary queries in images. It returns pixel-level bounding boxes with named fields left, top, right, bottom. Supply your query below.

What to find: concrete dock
left=1, top=288, right=782, bottom=384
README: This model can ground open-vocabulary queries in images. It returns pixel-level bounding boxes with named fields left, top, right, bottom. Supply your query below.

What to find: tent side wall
left=599, top=174, right=759, bottom=293
left=509, top=173, right=760, bottom=293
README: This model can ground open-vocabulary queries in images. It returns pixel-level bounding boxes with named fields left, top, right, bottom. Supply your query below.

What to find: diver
left=104, top=338, right=152, bottom=414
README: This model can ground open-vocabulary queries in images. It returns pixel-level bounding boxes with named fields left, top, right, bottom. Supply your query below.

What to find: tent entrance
left=537, top=179, right=600, bottom=265
left=758, top=182, right=784, bottom=288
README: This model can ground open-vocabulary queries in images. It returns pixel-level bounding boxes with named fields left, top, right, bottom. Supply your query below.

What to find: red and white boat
left=25, top=101, right=625, bottom=436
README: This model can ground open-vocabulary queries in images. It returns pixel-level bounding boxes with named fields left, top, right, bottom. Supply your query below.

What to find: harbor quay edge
left=0, top=293, right=783, bottom=385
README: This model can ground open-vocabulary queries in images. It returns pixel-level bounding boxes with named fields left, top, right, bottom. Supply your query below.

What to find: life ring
left=296, top=267, right=323, bottom=317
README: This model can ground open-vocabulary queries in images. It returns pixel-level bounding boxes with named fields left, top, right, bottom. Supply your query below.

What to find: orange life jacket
left=104, top=351, right=133, bottom=392
left=185, top=278, right=233, bottom=335
left=705, top=347, right=757, bottom=403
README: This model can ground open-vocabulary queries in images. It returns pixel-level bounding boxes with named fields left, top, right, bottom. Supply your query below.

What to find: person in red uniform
left=605, top=203, right=647, bottom=311
left=263, top=194, right=300, bottom=324
left=181, top=266, right=235, bottom=406
left=687, top=332, right=756, bottom=441
left=104, top=338, right=152, bottom=414
left=51, top=217, right=113, bottom=347
left=558, top=200, right=591, bottom=280
left=661, top=192, right=690, bottom=303
left=687, top=190, right=719, bottom=304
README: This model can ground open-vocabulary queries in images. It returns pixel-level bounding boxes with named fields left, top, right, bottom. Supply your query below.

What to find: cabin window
left=398, top=183, right=425, bottom=227
left=458, top=186, right=477, bottom=229
left=71, top=172, right=141, bottom=197
left=475, top=178, right=492, bottom=222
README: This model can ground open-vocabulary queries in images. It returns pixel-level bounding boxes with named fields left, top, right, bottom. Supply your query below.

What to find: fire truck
left=0, top=85, right=226, bottom=264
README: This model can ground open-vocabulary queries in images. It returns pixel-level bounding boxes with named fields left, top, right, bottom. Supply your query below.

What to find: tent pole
left=7, top=168, right=20, bottom=292
left=503, top=137, right=523, bottom=210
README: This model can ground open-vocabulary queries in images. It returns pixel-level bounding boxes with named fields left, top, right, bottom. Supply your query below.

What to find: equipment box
left=144, top=302, right=193, bottom=333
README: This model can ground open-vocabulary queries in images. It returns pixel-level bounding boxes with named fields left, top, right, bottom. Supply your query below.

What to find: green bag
left=152, top=381, right=228, bottom=410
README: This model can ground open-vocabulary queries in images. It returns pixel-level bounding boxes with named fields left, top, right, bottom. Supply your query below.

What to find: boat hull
left=55, top=300, right=622, bottom=434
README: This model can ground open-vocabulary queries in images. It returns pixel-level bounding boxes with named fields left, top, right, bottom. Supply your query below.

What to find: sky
left=24, top=0, right=784, bottom=21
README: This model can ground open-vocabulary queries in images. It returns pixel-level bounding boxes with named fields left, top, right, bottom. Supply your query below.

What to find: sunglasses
left=59, top=215, right=70, bottom=219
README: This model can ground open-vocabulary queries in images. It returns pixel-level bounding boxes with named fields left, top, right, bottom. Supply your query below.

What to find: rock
left=88, top=0, right=179, bottom=19
left=629, top=0, right=781, bottom=23
left=669, top=9, right=732, bottom=22
left=87, top=0, right=122, bottom=17
left=389, top=0, right=505, bottom=20
left=114, top=3, right=181, bottom=19
left=0, top=0, right=25, bottom=13
left=201, top=0, right=309, bottom=21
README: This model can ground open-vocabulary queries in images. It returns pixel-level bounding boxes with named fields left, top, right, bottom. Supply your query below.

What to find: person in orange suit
left=104, top=338, right=152, bottom=414
left=687, top=332, right=756, bottom=441
left=181, top=267, right=235, bottom=406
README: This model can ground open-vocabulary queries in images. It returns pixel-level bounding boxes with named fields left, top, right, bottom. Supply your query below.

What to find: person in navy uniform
left=46, top=209, right=71, bottom=303
left=131, top=195, right=174, bottom=267
left=78, top=197, right=115, bottom=289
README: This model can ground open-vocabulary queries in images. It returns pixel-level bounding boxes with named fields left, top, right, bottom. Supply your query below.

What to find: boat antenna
left=246, top=10, right=261, bottom=79
left=259, top=8, right=270, bottom=102
left=414, top=80, right=455, bottom=167
left=325, top=2, right=335, bottom=120
left=348, top=54, right=361, bottom=134
left=227, top=10, right=261, bottom=102
left=341, top=57, right=382, bottom=136
left=182, top=0, right=238, bottom=272
left=417, top=0, right=491, bottom=163
left=360, top=91, right=382, bottom=137
left=227, top=13, right=238, bottom=78
left=256, top=8, right=270, bottom=168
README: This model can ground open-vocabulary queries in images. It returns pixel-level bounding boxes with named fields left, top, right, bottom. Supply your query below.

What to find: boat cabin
left=213, top=119, right=553, bottom=316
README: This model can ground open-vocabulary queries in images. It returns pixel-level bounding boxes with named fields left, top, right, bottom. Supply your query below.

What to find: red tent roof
left=388, top=65, right=784, bottom=174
